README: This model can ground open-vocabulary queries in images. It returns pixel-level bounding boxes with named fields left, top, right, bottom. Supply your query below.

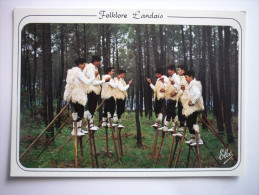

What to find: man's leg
left=117, top=99, right=126, bottom=127
left=72, top=103, right=85, bottom=136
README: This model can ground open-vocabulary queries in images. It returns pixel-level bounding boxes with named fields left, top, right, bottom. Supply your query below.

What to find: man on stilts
left=160, top=65, right=180, bottom=131
left=114, top=70, right=133, bottom=128
left=63, top=58, right=96, bottom=136
left=181, top=70, right=204, bottom=146
left=83, top=56, right=110, bottom=130
left=101, top=67, right=118, bottom=127
left=173, top=65, right=188, bottom=137
left=146, top=68, right=169, bottom=127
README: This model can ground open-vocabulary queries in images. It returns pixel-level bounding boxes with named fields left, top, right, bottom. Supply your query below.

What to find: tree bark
left=42, top=23, right=54, bottom=138
left=181, top=25, right=187, bottom=66
left=56, top=24, right=65, bottom=128
left=144, top=24, right=153, bottom=119
left=159, top=25, right=166, bottom=71
left=150, top=25, right=160, bottom=70
left=223, top=26, right=235, bottom=143
left=134, top=24, right=142, bottom=147
left=218, top=26, right=225, bottom=116
left=200, top=26, right=207, bottom=128
left=206, top=26, right=225, bottom=137
left=189, top=26, right=194, bottom=70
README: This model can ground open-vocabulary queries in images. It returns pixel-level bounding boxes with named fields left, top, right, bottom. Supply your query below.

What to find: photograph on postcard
left=11, top=9, right=245, bottom=177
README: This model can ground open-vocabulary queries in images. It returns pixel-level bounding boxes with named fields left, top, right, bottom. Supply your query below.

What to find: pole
left=36, top=115, right=72, bottom=159
left=199, top=113, right=237, bottom=161
left=152, top=122, right=160, bottom=158
left=19, top=101, right=70, bottom=160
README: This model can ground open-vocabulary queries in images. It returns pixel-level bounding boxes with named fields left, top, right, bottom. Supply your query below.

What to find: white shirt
left=75, top=67, right=93, bottom=85
left=103, top=75, right=117, bottom=88
left=85, top=63, right=105, bottom=86
left=170, top=73, right=180, bottom=91
left=150, top=76, right=169, bottom=91
left=116, top=78, right=129, bottom=91
left=189, top=79, right=201, bottom=104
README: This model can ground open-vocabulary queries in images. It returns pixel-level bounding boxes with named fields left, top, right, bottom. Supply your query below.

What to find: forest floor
left=19, top=111, right=239, bottom=169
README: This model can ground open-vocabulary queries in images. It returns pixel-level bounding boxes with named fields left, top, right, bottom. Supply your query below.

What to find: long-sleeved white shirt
left=170, top=73, right=180, bottom=91
left=116, top=78, right=129, bottom=91
left=188, top=79, right=201, bottom=104
left=85, top=63, right=104, bottom=86
left=75, top=67, right=93, bottom=85
left=102, top=75, right=117, bottom=88
left=150, top=76, right=169, bottom=91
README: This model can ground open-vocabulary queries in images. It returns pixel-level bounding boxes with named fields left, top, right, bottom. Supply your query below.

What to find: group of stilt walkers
left=19, top=56, right=237, bottom=168
left=62, top=56, right=133, bottom=167
left=146, top=65, right=205, bottom=167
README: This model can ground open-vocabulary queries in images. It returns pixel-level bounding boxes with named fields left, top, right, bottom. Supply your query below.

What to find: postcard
left=11, top=8, right=245, bottom=177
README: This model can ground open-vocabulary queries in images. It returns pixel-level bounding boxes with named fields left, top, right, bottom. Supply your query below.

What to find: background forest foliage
left=20, top=23, right=239, bottom=167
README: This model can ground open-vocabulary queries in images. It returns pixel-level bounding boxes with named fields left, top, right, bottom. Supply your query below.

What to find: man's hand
left=160, top=88, right=165, bottom=92
left=105, top=77, right=111, bottom=82
left=95, top=70, right=99, bottom=77
left=170, top=91, right=177, bottom=97
left=181, top=85, right=185, bottom=91
left=188, top=100, right=194, bottom=106
left=146, top=77, right=151, bottom=84
left=170, top=79, right=175, bottom=85
left=160, top=77, right=165, bottom=83
left=129, top=79, right=133, bottom=85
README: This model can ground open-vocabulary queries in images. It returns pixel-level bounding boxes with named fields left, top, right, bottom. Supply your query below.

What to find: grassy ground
left=19, top=111, right=238, bottom=169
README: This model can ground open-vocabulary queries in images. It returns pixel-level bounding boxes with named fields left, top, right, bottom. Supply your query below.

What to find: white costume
left=181, top=78, right=204, bottom=117
left=63, top=67, right=92, bottom=106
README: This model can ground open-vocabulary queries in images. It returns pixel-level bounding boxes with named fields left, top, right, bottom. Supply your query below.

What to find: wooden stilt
left=168, top=123, right=178, bottom=167
left=87, top=120, right=95, bottom=168
left=186, top=145, right=192, bottom=168
left=79, top=137, right=84, bottom=160
left=92, top=131, right=99, bottom=168
left=105, top=127, right=109, bottom=157
left=173, top=126, right=187, bottom=168
left=152, top=122, right=160, bottom=159
left=109, top=117, right=119, bottom=161
left=154, top=131, right=165, bottom=166
left=119, top=128, right=123, bottom=157
left=169, top=137, right=179, bottom=168
left=117, top=127, right=122, bottom=157
left=73, top=120, right=78, bottom=168
left=195, top=132, right=202, bottom=168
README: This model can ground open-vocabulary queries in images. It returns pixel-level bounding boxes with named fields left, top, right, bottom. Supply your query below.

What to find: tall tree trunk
left=144, top=24, right=153, bottom=118
left=134, top=24, right=142, bottom=147
left=56, top=24, right=65, bottom=128
left=206, top=26, right=225, bottom=137
left=159, top=25, right=165, bottom=71
left=150, top=25, right=160, bottom=70
left=102, top=25, right=108, bottom=70
left=181, top=25, right=187, bottom=66
left=200, top=26, right=207, bottom=128
left=32, top=24, right=37, bottom=107
left=223, top=26, right=235, bottom=143
left=75, top=24, right=80, bottom=57
left=218, top=26, right=225, bottom=117
left=83, top=24, right=87, bottom=59
left=234, top=30, right=238, bottom=114
left=42, top=24, right=48, bottom=126
left=106, top=24, right=111, bottom=67
left=189, top=26, right=194, bottom=70
left=42, top=23, right=54, bottom=138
